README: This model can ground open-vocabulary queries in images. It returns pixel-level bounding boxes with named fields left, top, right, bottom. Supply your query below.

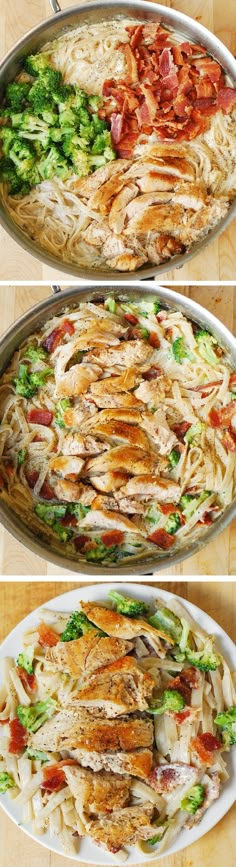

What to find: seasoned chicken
left=140, top=408, right=178, bottom=454
left=134, top=377, right=170, bottom=405
left=85, top=445, right=155, bottom=475
left=91, top=392, right=143, bottom=409
left=137, top=171, right=180, bottom=193
left=80, top=603, right=174, bottom=652
left=90, top=472, right=129, bottom=492
left=106, top=252, right=147, bottom=271
left=63, top=401, right=98, bottom=427
left=67, top=656, right=155, bottom=716
left=61, top=433, right=108, bottom=457
left=125, top=204, right=184, bottom=236
left=90, top=420, right=150, bottom=450
left=87, top=803, right=155, bottom=851
left=55, top=363, right=102, bottom=399
left=46, top=633, right=132, bottom=677
left=90, top=368, right=140, bottom=394
left=28, top=709, right=80, bottom=752
left=90, top=494, right=144, bottom=514
left=64, top=764, right=131, bottom=814
left=67, top=715, right=153, bottom=752
left=119, top=475, right=180, bottom=502
left=93, top=409, right=142, bottom=425
left=75, top=159, right=130, bottom=197
left=109, top=183, right=139, bottom=233
left=72, top=747, right=153, bottom=779
left=86, top=340, right=154, bottom=370
left=78, top=508, right=144, bottom=534
left=53, top=480, right=96, bottom=504
left=49, top=455, right=84, bottom=478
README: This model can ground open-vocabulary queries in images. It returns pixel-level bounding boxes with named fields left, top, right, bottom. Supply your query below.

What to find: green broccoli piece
left=24, top=345, right=48, bottom=362
left=185, top=636, right=221, bottom=672
left=0, top=772, right=16, bottom=793
left=108, top=590, right=148, bottom=617
left=104, top=297, right=116, bottom=313
left=17, top=699, right=57, bottom=732
left=145, top=505, right=161, bottom=526
left=164, top=513, right=181, bottom=535
left=26, top=747, right=49, bottom=762
left=168, top=448, right=181, bottom=469
left=0, top=156, right=19, bottom=190
left=2, top=135, right=35, bottom=180
left=61, top=610, right=95, bottom=642
left=185, top=421, right=205, bottom=447
left=172, top=336, right=192, bottom=364
left=85, top=540, right=119, bottom=563
left=17, top=645, right=34, bottom=674
left=34, top=503, right=67, bottom=526
left=179, top=490, right=211, bottom=521
left=70, top=149, right=91, bottom=178
left=195, top=330, right=220, bottom=366
left=28, top=79, right=54, bottom=114
left=88, top=94, right=102, bottom=112
left=18, top=448, right=27, bottom=466
left=24, top=53, right=51, bottom=77
left=17, top=114, right=52, bottom=149
left=13, top=363, right=53, bottom=398
left=68, top=503, right=91, bottom=521
left=181, top=784, right=204, bottom=814
left=148, top=688, right=185, bottom=715
left=91, top=114, right=107, bottom=134
left=52, top=522, right=73, bottom=543
left=148, top=607, right=182, bottom=642
left=147, top=821, right=169, bottom=846
left=55, top=398, right=72, bottom=428
left=91, top=130, right=113, bottom=155
left=37, top=145, right=71, bottom=180
left=6, top=82, right=31, bottom=111
left=214, top=707, right=236, bottom=746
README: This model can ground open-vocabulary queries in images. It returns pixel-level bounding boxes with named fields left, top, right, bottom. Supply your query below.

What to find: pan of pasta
left=0, top=282, right=235, bottom=574
left=0, top=0, right=236, bottom=278
left=0, top=583, right=236, bottom=863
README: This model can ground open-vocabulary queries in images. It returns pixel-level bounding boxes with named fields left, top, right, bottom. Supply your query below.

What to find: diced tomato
left=222, top=430, right=236, bottom=452
left=148, top=332, right=160, bottom=349
left=39, top=480, right=55, bottom=500
left=27, top=408, right=53, bottom=426
left=124, top=313, right=138, bottom=325
left=191, top=732, right=221, bottom=764
left=172, top=421, right=191, bottom=440
left=147, top=528, right=174, bottom=549
left=74, top=535, right=90, bottom=551
left=16, top=666, right=37, bottom=692
left=173, top=708, right=191, bottom=724
left=209, top=401, right=236, bottom=429
left=9, top=717, right=28, bottom=753
left=26, top=470, right=39, bottom=488
left=38, top=621, right=59, bottom=648
left=101, top=530, right=124, bottom=547
left=42, top=319, right=75, bottom=354
left=143, top=366, right=163, bottom=380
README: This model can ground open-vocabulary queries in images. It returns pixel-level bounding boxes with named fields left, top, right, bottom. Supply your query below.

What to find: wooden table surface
left=0, top=284, right=235, bottom=576
left=0, top=579, right=236, bottom=867
left=0, top=0, right=235, bottom=280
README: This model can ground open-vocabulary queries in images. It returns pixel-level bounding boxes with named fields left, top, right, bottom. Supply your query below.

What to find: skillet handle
left=51, top=284, right=61, bottom=293
left=49, top=0, right=61, bottom=13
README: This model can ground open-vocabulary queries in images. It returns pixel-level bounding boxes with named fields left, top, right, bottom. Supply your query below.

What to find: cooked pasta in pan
left=0, top=591, right=235, bottom=860
left=0, top=295, right=235, bottom=566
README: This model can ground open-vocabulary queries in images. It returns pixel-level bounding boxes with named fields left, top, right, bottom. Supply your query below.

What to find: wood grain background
left=0, top=0, right=235, bottom=280
left=0, top=284, right=235, bottom=576
left=0, top=579, right=236, bottom=867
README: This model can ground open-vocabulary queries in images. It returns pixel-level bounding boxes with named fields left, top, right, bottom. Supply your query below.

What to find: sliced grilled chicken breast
left=80, top=602, right=174, bottom=652
left=87, top=803, right=155, bottom=851
left=66, top=656, right=155, bottom=716
left=119, top=475, right=180, bottom=502
left=46, top=634, right=132, bottom=677
left=64, top=765, right=131, bottom=814
left=71, top=747, right=153, bottom=779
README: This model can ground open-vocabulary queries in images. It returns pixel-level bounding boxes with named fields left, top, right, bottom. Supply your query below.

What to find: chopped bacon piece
left=0, top=717, right=10, bottom=725
left=27, top=408, right=53, bottom=426
left=191, top=732, right=221, bottom=765
left=173, top=708, right=192, bottom=724
left=38, top=621, right=59, bottom=648
left=148, top=528, right=175, bottom=549
left=43, top=319, right=74, bottom=354
left=74, top=534, right=90, bottom=552
left=60, top=514, right=78, bottom=527
left=159, top=47, right=176, bottom=77
left=216, top=87, right=236, bottom=112
left=26, top=470, right=39, bottom=488
left=169, top=667, right=200, bottom=704
left=209, top=400, right=236, bottom=429
left=195, top=79, right=215, bottom=99
left=124, top=313, right=138, bottom=325
left=16, top=666, right=37, bottom=693
left=40, top=480, right=55, bottom=500
left=41, top=766, right=65, bottom=792
left=9, top=718, right=28, bottom=753
left=128, top=24, right=144, bottom=50
left=222, top=430, right=236, bottom=452
left=101, top=530, right=124, bottom=547
left=110, top=112, right=125, bottom=144
left=120, top=44, right=138, bottom=84
left=172, top=421, right=191, bottom=440
left=148, top=332, right=160, bottom=349
left=143, top=366, right=163, bottom=380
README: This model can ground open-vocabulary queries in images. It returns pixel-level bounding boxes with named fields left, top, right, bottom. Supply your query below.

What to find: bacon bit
left=38, top=621, right=59, bottom=648
left=169, top=667, right=200, bottom=704
left=173, top=708, right=191, bottom=724
left=60, top=514, right=78, bottom=527
left=16, top=666, right=37, bottom=692
left=148, top=332, right=160, bottom=349
left=148, top=528, right=175, bottom=549
left=191, top=732, right=221, bottom=765
left=209, top=400, right=236, bottom=429
left=39, top=480, right=55, bottom=500
left=43, top=319, right=75, bottom=354
left=74, top=534, right=90, bottom=552
left=120, top=44, right=138, bottom=84
left=101, top=530, right=124, bottom=547
left=129, top=24, right=144, bottom=50
left=124, top=313, right=138, bottom=325
left=0, top=717, right=10, bottom=725
left=9, top=718, right=28, bottom=753
left=160, top=503, right=185, bottom=525
left=26, top=470, right=39, bottom=488
left=229, top=373, right=236, bottom=389
left=27, top=408, right=53, bottom=426
left=41, top=766, right=65, bottom=793
left=172, top=421, right=191, bottom=440
left=143, top=366, right=163, bottom=381
left=6, top=463, right=14, bottom=477
left=222, top=430, right=236, bottom=452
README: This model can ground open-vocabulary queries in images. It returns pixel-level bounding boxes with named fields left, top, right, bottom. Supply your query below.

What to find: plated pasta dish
left=0, top=18, right=236, bottom=272
left=0, top=590, right=236, bottom=860
left=0, top=295, right=235, bottom=566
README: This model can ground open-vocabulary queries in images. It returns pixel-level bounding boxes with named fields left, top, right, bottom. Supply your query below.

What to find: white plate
left=0, top=582, right=235, bottom=864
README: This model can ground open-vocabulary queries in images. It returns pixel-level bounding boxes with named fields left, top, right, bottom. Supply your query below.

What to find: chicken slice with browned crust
left=80, top=603, right=174, bottom=652
left=119, top=475, right=180, bottom=502
left=64, top=764, right=131, bottom=815
left=86, top=339, right=154, bottom=370
left=53, top=480, right=96, bottom=504
left=46, top=633, right=133, bottom=677
left=29, top=711, right=153, bottom=754
left=72, top=747, right=153, bottom=779
left=89, top=471, right=129, bottom=492
left=67, top=656, right=155, bottom=716
left=87, top=803, right=155, bottom=851
left=85, top=445, right=155, bottom=476
left=78, top=508, right=144, bottom=535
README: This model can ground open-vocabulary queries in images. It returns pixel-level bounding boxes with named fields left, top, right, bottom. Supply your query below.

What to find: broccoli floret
left=88, top=94, right=102, bottom=112
left=26, top=747, right=49, bottom=762
left=91, top=130, right=113, bottom=155
left=148, top=688, right=185, bottom=715
left=181, top=784, right=204, bottom=814
left=172, top=336, right=193, bottom=364
left=68, top=503, right=91, bottom=521
left=6, top=82, right=31, bottom=111
left=185, top=421, right=205, bottom=447
left=24, top=53, right=51, bottom=77
left=70, top=149, right=91, bottom=178
left=37, top=145, right=71, bottom=180
left=52, top=522, right=73, bottom=543
left=17, top=698, right=57, bottom=732
left=91, top=115, right=107, bottom=135
left=24, top=345, right=47, bottom=361
left=164, top=513, right=181, bottom=535
left=61, top=610, right=95, bottom=642
left=17, top=645, right=34, bottom=674
left=13, top=363, right=53, bottom=398
left=55, top=398, right=72, bottom=428
left=2, top=135, right=35, bottom=179
left=179, top=490, right=211, bottom=521
left=145, top=505, right=161, bottom=527
left=214, top=707, right=236, bottom=746
left=104, top=297, right=116, bottom=313
left=149, top=607, right=182, bottom=642
left=18, top=448, right=27, bottom=466
left=195, top=330, right=220, bottom=366
left=108, top=590, right=148, bottom=617
left=168, top=448, right=181, bottom=469
left=28, top=79, right=53, bottom=114
left=34, top=503, right=67, bottom=526
left=17, top=113, right=52, bottom=149
left=185, top=636, right=221, bottom=672
left=147, top=821, right=169, bottom=846
left=0, top=772, right=16, bottom=793
left=85, top=540, right=119, bottom=563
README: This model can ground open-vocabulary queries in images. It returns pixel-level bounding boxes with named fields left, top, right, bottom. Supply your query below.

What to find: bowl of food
left=0, top=0, right=236, bottom=278
left=0, top=282, right=235, bottom=574
left=0, top=582, right=236, bottom=863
